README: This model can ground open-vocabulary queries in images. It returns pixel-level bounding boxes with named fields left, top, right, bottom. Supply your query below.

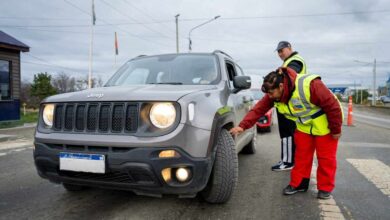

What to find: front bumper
left=34, top=142, right=213, bottom=197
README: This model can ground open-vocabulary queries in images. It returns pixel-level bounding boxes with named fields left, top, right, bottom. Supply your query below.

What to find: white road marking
left=339, top=142, right=390, bottom=149
left=347, top=159, right=390, bottom=198
left=0, top=140, right=33, bottom=157
left=0, top=140, right=33, bottom=151
left=311, top=163, right=346, bottom=220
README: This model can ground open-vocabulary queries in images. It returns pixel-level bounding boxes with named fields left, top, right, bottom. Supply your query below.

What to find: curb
left=0, top=134, right=18, bottom=142
left=0, top=123, right=36, bottom=132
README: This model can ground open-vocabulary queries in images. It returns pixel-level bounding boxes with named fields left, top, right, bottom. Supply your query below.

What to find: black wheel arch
left=206, top=111, right=236, bottom=157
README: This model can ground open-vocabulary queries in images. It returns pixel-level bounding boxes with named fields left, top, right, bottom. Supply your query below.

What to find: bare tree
left=52, top=72, right=76, bottom=93
left=75, top=75, right=104, bottom=91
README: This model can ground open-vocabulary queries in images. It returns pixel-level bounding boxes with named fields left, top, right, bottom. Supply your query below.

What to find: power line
left=22, top=60, right=83, bottom=72
left=24, top=53, right=92, bottom=73
left=2, top=26, right=109, bottom=35
left=22, top=60, right=106, bottom=75
left=63, top=0, right=172, bottom=47
left=2, top=8, right=390, bottom=27
left=99, top=0, right=171, bottom=38
left=4, top=25, right=390, bottom=47
left=0, top=16, right=127, bottom=22
left=212, top=9, right=390, bottom=20
left=122, top=0, right=176, bottom=33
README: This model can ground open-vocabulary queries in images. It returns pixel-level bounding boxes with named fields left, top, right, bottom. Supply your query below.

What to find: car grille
left=53, top=102, right=139, bottom=133
left=59, top=169, right=157, bottom=185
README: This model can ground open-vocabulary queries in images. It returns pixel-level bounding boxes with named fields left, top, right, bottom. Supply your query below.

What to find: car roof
left=129, top=50, right=233, bottom=61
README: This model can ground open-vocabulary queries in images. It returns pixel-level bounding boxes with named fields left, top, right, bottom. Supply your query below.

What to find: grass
left=0, top=111, right=39, bottom=129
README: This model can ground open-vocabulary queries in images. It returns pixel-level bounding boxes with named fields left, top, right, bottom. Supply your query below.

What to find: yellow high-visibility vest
left=274, top=74, right=340, bottom=136
left=282, top=53, right=307, bottom=75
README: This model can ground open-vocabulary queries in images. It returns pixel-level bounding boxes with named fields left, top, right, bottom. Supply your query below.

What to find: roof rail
left=212, top=50, right=232, bottom=58
left=130, top=54, right=147, bottom=60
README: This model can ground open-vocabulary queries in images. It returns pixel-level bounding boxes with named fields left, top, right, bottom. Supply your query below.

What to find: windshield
left=251, top=89, right=264, bottom=100
left=105, top=54, right=219, bottom=86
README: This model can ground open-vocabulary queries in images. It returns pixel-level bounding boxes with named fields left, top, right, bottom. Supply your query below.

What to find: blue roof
left=0, top=30, right=29, bottom=52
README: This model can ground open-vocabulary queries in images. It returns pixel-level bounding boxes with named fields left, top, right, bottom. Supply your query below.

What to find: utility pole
left=175, top=14, right=180, bottom=53
left=354, top=80, right=357, bottom=103
left=373, top=58, right=377, bottom=106
left=88, top=0, right=96, bottom=89
left=354, top=59, right=379, bottom=106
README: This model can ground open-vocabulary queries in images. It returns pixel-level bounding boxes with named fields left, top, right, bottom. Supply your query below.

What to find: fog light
left=159, top=150, right=180, bottom=158
left=176, top=168, right=190, bottom=182
left=161, top=168, right=172, bottom=182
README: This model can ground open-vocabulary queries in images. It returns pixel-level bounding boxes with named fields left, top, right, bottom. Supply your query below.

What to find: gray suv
left=34, top=50, right=257, bottom=204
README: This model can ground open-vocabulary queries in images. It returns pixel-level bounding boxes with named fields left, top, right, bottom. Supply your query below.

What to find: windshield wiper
left=148, top=82, right=183, bottom=85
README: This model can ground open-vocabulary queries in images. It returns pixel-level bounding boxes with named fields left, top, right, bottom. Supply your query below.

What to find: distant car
left=380, top=96, right=390, bottom=103
left=368, top=96, right=381, bottom=101
left=250, top=89, right=273, bottom=132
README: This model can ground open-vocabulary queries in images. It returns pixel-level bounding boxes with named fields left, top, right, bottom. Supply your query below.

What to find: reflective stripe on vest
left=293, top=74, right=315, bottom=117
left=282, top=54, right=307, bottom=75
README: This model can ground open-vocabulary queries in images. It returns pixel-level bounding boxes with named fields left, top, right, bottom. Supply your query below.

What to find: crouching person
left=230, top=67, right=343, bottom=199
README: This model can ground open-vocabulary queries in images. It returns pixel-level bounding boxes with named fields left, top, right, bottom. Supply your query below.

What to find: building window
left=0, top=60, right=11, bottom=100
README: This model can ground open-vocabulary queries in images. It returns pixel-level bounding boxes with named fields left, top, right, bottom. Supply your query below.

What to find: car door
left=234, top=64, right=255, bottom=148
left=235, top=64, right=254, bottom=115
left=225, top=60, right=253, bottom=149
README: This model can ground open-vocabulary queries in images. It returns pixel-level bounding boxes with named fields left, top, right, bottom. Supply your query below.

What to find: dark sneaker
left=283, top=185, right=308, bottom=195
left=317, top=190, right=332, bottom=199
left=272, top=162, right=293, bottom=171
left=271, top=161, right=282, bottom=170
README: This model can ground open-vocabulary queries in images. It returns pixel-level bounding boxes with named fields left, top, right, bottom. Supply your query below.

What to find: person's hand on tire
left=229, top=127, right=244, bottom=135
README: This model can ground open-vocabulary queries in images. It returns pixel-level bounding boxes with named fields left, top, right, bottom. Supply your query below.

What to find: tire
left=63, top=183, right=86, bottom=191
left=201, top=129, right=238, bottom=204
left=241, top=127, right=257, bottom=154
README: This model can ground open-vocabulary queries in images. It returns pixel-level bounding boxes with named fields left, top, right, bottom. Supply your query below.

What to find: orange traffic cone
left=347, top=95, right=353, bottom=126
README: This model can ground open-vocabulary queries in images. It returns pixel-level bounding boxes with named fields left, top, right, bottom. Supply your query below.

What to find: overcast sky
left=1, top=0, right=390, bottom=88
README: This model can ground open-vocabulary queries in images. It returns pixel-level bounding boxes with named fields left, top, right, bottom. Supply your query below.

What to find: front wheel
left=201, top=129, right=238, bottom=204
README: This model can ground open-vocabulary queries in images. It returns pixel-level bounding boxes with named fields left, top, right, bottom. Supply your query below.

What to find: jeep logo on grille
left=87, top=93, right=104, bottom=98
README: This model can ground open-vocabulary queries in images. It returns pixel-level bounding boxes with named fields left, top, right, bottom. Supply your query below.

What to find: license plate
left=59, top=152, right=105, bottom=173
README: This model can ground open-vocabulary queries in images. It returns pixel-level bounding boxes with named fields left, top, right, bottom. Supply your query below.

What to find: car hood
left=44, top=85, right=217, bottom=103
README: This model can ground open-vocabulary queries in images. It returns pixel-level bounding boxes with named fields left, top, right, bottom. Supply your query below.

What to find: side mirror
left=232, top=76, right=251, bottom=94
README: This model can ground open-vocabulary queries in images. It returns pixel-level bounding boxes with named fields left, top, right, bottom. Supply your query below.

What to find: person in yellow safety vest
left=271, top=41, right=307, bottom=171
left=230, top=67, right=343, bottom=199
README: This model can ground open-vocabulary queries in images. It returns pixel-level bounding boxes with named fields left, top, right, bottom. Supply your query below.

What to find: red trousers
left=290, top=130, right=338, bottom=192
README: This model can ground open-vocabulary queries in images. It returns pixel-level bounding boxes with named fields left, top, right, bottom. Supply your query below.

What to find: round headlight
left=43, top=104, right=55, bottom=127
left=149, top=103, right=176, bottom=129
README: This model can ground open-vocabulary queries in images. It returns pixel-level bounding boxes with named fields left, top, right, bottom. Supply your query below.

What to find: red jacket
left=239, top=68, right=343, bottom=135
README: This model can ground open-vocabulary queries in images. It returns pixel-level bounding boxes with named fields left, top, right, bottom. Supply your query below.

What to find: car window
left=105, top=54, right=219, bottom=86
left=235, top=65, right=244, bottom=76
left=120, top=68, right=149, bottom=85
left=225, top=61, right=237, bottom=88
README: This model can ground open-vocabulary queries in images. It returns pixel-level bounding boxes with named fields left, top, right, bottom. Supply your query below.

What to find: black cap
left=275, top=41, right=291, bottom=51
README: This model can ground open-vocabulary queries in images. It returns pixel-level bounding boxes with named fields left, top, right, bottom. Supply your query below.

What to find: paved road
left=0, top=109, right=389, bottom=219
left=342, top=104, right=390, bottom=130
